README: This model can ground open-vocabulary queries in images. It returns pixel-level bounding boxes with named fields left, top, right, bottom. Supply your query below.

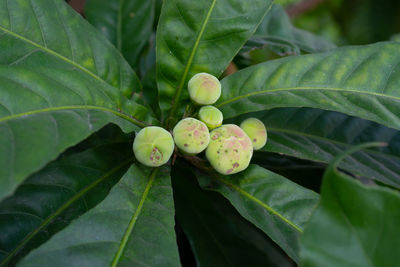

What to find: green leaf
left=242, top=4, right=336, bottom=56
left=0, top=0, right=159, bottom=200
left=0, top=0, right=140, bottom=98
left=139, top=33, right=157, bottom=78
left=300, top=145, right=400, bottom=267
left=142, top=65, right=162, bottom=119
left=0, top=138, right=133, bottom=266
left=85, top=0, right=155, bottom=68
left=173, top=163, right=294, bottom=267
left=196, top=164, right=319, bottom=262
left=217, top=42, right=400, bottom=130
left=18, top=165, right=180, bottom=267
left=156, top=0, right=273, bottom=125
left=229, top=108, right=400, bottom=188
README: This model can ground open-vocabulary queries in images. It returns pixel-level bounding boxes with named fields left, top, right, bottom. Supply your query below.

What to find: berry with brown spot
left=206, top=124, right=253, bottom=175
left=173, top=118, right=210, bottom=154
left=133, top=126, right=175, bottom=167
left=240, top=118, right=267, bottom=150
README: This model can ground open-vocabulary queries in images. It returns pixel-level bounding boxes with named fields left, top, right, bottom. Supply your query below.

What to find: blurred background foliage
left=246, top=0, right=400, bottom=64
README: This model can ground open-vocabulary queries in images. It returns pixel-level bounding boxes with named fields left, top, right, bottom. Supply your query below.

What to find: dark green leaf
left=229, top=108, right=400, bottom=188
left=173, top=163, right=294, bottom=267
left=19, top=165, right=180, bottom=267
left=0, top=139, right=133, bottom=266
left=156, top=0, right=273, bottom=125
left=142, top=65, right=162, bottom=119
left=0, top=0, right=158, bottom=200
left=251, top=152, right=325, bottom=193
left=85, top=0, right=155, bottom=68
left=300, top=146, right=400, bottom=267
left=139, top=33, right=157, bottom=78
left=242, top=4, right=336, bottom=56
left=217, top=42, right=400, bottom=131
left=196, top=164, right=319, bottom=262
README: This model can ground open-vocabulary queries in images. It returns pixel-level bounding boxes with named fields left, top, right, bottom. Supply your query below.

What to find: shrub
left=0, top=0, right=399, bottom=266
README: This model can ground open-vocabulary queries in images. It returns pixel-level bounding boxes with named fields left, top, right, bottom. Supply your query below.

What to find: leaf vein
left=167, top=0, right=217, bottom=124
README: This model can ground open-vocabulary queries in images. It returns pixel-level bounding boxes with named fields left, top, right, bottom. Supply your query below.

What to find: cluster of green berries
left=133, top=73, right=267, bottom=175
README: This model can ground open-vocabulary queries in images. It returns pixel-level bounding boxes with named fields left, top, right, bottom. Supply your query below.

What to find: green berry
left=173, top=118, right=210, bottom=154
left=188, top=73, right=221, bottom=105
left=206, top=124, right=253, bottom=175
left=198, top=105, right=223, bottom=130
left=240, top=118, right=267, bottom=150
left=133, top=126, right=174, bottom=167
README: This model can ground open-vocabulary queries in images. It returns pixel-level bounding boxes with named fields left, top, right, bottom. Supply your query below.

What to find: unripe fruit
left=133, top=126, right=174, bottom=167
left=198, top=105, right=223, bottom=130
left=173, top=118, right=210, bottom=154
left=240, top=118, right=267, bottom=150
left=188, top=73, right=221, bottom=105
left=206, top=124, right=253, bottom=175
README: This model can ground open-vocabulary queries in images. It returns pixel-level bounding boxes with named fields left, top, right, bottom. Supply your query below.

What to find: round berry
left=198, top=105, right=223, bottom=130
left=240, top=118, right=267, bottom=150
left=133, top=126, right=174, bottom=167
left=206, top=124, right=253, bottom=175
left=188, top=73, right=221, bottom=105
left=173, top=118, right=210, bottom=154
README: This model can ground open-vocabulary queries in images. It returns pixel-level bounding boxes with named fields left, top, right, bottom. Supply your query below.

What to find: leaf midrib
left=0, top=158, right=134, bottom=267
left=110, top=167, right=159, bottom=266
left=166, top=0, right=217, bottom=124
left=0, top=25, right=116, bottom=91
left=213, top=175, right=303, bottom=233
left=266, top=127, right=400, bottom=161
left=0, top=105, right=147, bottom=128
left=216, top=86, right=400, bottom=109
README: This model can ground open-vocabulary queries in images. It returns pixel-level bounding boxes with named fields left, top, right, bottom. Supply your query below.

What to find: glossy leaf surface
left=156, top=0, right=273, bottom=125
left=196, top=164, right=319, bottom=262
left=0, top=0, right=157, bottom=200
left=300, top=152, right=400, bottom=266
left=217, top=42, right=400, bottom=131
left=230, top=108, right=400, bottom=188
left=0, top=0, right=140, bottom=97
left=0, top=139, right=133, bottom=266
left=173, top=163, right=294, bottom=267
left=242, top=4, right=336, bottom=56
left=85, top=0, right=155, bottom=67
left=19, top=165, right=180, bottom=267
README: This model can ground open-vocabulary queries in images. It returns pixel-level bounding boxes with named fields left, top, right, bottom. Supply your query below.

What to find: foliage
left=0, top=0, right=399, bottom=266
